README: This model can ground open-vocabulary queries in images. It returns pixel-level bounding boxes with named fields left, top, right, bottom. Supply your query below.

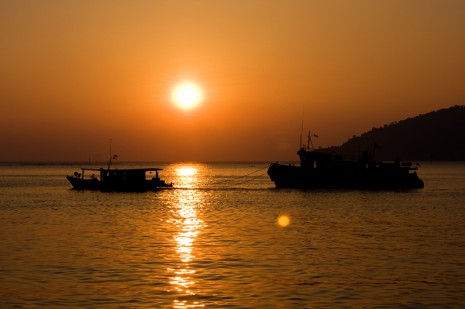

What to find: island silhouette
left=327, top=105, right=465, bottom=161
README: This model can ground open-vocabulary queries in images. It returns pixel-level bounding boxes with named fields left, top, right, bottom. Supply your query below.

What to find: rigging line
left=215, top=167, right=270, bottom=188
left=231, top=170, right=269, bottom=186
left=209, top=165, right=269, bottom=188
left=235, top=165, right=269, bottom=178
left=215, top=165, right=269, bottom=185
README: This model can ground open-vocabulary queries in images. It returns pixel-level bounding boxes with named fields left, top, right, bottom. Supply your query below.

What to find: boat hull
left=66, top=176, right=101, bottom=190
left=267, top=163, right=424, bottom=189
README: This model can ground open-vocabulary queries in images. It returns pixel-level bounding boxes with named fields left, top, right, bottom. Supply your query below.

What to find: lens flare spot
left=277, top=215, right=290, bottom=227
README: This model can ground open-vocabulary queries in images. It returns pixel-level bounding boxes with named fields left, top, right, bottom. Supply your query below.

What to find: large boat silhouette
left=268, top=133, right=424, bottom=189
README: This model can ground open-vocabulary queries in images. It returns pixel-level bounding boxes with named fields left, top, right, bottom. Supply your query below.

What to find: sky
left=1, top=0, right=464, bottom=162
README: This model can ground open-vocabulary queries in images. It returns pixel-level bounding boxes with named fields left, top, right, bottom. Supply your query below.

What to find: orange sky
left=1, top=0, right=464, bottom=162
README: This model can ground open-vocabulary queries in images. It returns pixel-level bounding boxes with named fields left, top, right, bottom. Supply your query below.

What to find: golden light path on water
left=168, top=165, right=205, bottom=309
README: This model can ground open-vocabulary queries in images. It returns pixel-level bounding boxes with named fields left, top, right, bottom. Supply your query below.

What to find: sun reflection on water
left=175, top=166, right=199, bottom=189
left=168, top=165, right=205, bottom=308
left=177, top=167, right=197, bottom=177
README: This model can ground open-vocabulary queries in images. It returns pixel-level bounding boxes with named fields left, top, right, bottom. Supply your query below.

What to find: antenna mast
left=299, top=106, right=304, bottom=149
left=108, top=138, right=112, bottom=169
left=307, top=131, right=315, bottom=150
left=300, top=118, right=304, bottom=149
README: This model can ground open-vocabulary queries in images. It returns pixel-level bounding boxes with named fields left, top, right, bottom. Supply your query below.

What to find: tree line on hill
left=327, top=105, right=465, bottom=161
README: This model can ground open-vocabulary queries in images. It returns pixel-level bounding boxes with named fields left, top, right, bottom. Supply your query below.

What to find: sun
left=171, top=82, right=204, bottom=110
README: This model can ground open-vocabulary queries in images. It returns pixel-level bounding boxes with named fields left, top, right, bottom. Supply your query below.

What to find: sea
left=1, top=162, right=464, bottom=308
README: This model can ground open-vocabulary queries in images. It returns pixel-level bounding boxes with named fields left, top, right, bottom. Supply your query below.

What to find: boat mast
left=108, top=138, right=112, bottom=169
left=307, top=131, right=315, bottom=150
left=107, top=138, right=118, bottom=169
left=299, top=118, right=304, bottom=149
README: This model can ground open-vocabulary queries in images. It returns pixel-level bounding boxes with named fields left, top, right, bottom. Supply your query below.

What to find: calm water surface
left=1, top=162, right=465, bottom=308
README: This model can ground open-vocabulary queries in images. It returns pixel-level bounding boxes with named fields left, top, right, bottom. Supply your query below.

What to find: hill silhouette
left=328, top=105, right=465, bottom=161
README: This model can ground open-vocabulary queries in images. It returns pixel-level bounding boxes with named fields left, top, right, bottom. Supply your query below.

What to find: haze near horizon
left=1, top=0, right=464, bottom=162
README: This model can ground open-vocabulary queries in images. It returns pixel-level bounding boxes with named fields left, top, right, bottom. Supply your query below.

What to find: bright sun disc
left=172, top=82, right=203, bottom=110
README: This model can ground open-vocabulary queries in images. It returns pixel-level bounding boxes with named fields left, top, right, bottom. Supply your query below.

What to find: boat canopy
left=80, top=167, right=163, bottom=172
